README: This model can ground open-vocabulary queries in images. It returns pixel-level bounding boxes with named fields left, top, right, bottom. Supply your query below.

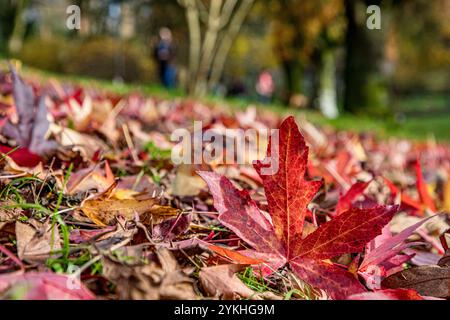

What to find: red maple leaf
left=414, top=159, right=437, bottom=212
left=0, top=145, right=43, bottom=167
left=0, top=66, right=57, bottom=167
left=334, top=180, right=372, bottom=216
left=198, top=116, right=398, bottom=299
left=383, top=160, right=437, bottom=215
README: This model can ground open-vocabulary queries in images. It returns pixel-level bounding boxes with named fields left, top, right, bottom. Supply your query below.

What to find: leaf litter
left=0, top=66, right=449, bottom=300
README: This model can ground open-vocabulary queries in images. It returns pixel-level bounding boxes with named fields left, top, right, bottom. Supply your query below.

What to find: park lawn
left=3, top=60, right=450, bottom=143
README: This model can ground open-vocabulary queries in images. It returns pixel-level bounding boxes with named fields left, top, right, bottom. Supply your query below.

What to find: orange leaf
left=414, top=159, right=436, bottom=212
left=207, top=244, right=264, bottom=265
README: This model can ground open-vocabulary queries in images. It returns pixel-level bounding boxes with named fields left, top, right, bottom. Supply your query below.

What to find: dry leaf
left=200, top=264, right=255, bottom=299
left=102, top=247, right=197, bottom=300
left=381, top=265, right=450, bottom=299
left=50, top=124, right=107, bottom=160
left=199, top=264, right=280, bottom=300
left=15, top=221, right=61, bottom=263
left=141, top=205, right=182, bottom=225
left=444, top=176, right=450, bottom=213
left=0, top=204, right=21, bottom=230
left=171, top=164, right=206, bottom=197
left=81, top=197, right=158, bottom=226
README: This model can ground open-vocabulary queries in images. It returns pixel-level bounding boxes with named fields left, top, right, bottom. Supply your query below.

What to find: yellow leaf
left=81, top=198, right=157, bottom=226
left=140, top=206, right=182, bottom=225
left=444, top=178, right=450, bottom=213
left=113, top=189, right=140, bottom=200
left=81, top=195, right=180, bottom=226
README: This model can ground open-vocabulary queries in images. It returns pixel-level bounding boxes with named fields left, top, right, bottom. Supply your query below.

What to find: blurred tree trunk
left=318, top=49, right=338, bottom=118
left=194, top=0, right=223, bottom=96
left=179, top=0, right=255, bottom=97
left=281, top=59, right=302, bottom=105
left=181, top=0, right=202, bottom=94
left=344, top=0, right=389, bottom=115
left=270, top=0, right=345, bottom=108
left=8, top=0, right=28, bottom=55
left=207, top=0, right=254, bottom=93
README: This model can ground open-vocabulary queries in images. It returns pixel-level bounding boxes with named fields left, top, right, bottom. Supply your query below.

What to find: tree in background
left=343, top=0, right=390, bottom=115
left=8, top=0, right=30, bottom=55
left=312, top=1, right=346, bottom=118
left=390, top=0, right=450, bottom=94
left=0, top=0, right=29, bottom=55
left=0, top=0, right=17, bottom=54
left=269, top=0, right=344, bottom=108
left=178, top=0, right=255, bottom=97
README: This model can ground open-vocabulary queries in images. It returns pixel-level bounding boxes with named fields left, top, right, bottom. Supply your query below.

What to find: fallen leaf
left=360, top=215, right=438, bottom=273
left=66, top=163, right=113, bottom=194
left=102, top=247, right=197, bottom=300
left=171, top=164, right=206, bottom=197
left=198, top=117, right=398, bottom=299
left=81, top=197, right=153, bottom=226
left=199, top=264, right=279, bottom=300
left=50, top=124, right=107, bottom=160
left=0, top=146, right=43, bottom=168
left=15, top=221, right=61, bottom=263
left=444, top=175, right=450, bottom=213
left=406, top=249, right=442, bottom=266
left=69, top=226, right=116, bottom=244
left=334, top=180, right=371, bottom=216
left=381, top=265, right=450, bottom=298
left=253, top=116, right=323, bottom=252
left=0, top=205, right=21, bottom=230
left=153, top=213, right=192, bottom=241
left=0, top=271, right=95, bottom=300
left=414, top=159, right=437, bottom=212
left=206, top=244, right=265, bottom=265
left=1, top=66, right=58, bottom=165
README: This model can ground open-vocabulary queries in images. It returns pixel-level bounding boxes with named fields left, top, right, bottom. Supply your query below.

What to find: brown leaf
left=0, top=205, right=21, bottom=230
left=199, top=264, right=280, bottom=300
left=81, top=198, right=158, bottom=226
left=81, top=195, right=181, bottom=226
left=438, top=230, right=450, bottom=267
left=15, top=220, right=61, bottom=263
left=102, top=248, right=197, bottom=300
left=381, top=265, right=450, bottom=298
left=171, top=164, right=206, bottom=197
left=199, top=264, right=255, bottom=299
left=80, top=180, right=177, bottom=226
left=50, top=124, right=107, bottom=160
left=141, top=206, right=183, bottom=226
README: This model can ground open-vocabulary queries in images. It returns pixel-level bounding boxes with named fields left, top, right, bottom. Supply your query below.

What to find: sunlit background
left=0, top=0, right=449, bottom=139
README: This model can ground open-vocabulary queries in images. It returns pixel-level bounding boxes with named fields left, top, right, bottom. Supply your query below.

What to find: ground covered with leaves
left=0, top=65, right=449, bottom=300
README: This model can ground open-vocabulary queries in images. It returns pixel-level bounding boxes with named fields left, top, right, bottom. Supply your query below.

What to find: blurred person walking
left=256, top=69, right=275, bottom=104
left=154, top=27, right=177, bottom=88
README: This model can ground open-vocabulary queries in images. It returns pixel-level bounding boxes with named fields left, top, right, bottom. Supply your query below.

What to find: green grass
left=11, top=62, right=184, bottom=100
left=312, top=112, right=450, bottom=142
left=2, top=60, right=449, bottom=142
left=393, top=94, right=449, bottom=113
left=237, top=267, right=271, bottom=293
left=0, top=165, right=100, bottom=275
